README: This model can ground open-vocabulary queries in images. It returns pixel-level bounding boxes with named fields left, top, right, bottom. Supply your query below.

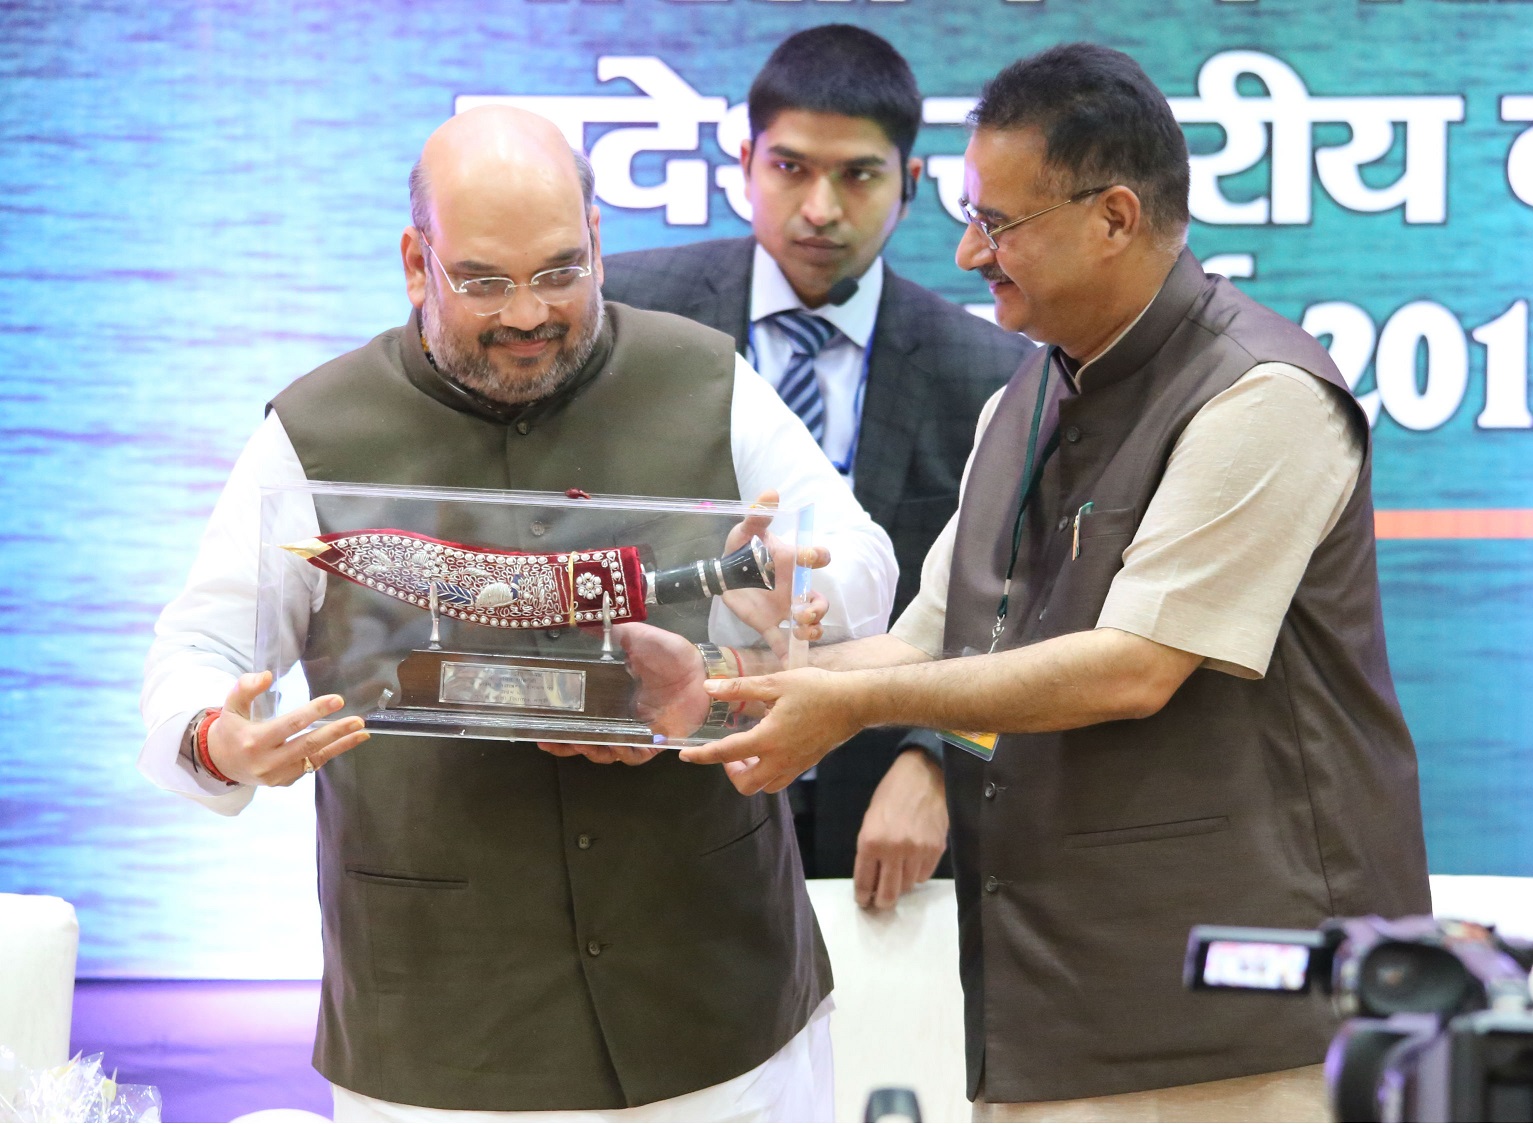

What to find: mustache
left=978, top=265, right=1010, bottom=284
left=479, top=322, right=569, bottom=346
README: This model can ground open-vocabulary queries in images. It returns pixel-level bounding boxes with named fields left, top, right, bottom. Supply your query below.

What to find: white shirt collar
left=749, top=242, right=883, bottom=349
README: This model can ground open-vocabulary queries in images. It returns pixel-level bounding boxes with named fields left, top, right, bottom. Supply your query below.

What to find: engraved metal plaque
left=439, top=661, right=587, bottom=712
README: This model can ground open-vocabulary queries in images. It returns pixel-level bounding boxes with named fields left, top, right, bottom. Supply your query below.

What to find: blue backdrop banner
left=2, top=0, right=1530, bottom=977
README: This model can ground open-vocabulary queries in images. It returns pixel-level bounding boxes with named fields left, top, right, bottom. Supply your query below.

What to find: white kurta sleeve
left=726, top=353, right=896, bottom=643
left=139, top=412, right=321, bottom=816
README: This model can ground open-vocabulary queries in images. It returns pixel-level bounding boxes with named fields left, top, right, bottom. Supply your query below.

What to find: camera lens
left=1356, top=941, right=1474, bottom=1016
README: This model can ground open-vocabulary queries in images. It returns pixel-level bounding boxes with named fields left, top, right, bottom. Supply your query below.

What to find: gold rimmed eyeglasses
left=958, top=185, right=1113, bottom=250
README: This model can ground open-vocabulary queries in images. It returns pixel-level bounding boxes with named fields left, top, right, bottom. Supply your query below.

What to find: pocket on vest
left=344, top=866, right=469, bottom=890
left=1035, top=506, right=1140, bottom=638
left=698, top=807, right=771, bottom=857
left=1074, top=505, right=1139, bottom=542
left=1063, top=815, right=1229, bottom=849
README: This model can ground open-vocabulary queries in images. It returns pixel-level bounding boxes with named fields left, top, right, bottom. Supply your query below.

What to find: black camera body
left=1185, top=917, right=1533, bottom=1122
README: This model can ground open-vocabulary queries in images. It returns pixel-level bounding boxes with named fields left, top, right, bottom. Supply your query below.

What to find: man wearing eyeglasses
left=603, top=25, right=1031, bottom=912
left=139, top=105, right=897, bottom=1121
left=687, top=43, right=1430, bottom=1121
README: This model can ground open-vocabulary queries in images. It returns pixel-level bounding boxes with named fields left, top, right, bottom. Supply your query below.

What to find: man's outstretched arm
left=678, top=627, right=1201, bottom=794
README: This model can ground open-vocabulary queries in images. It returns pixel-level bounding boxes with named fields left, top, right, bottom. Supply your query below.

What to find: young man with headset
left=604, top=24, right=1032, bottom=908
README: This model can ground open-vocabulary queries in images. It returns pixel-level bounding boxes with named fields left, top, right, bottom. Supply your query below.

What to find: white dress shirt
left=747, top=243, right=883, bottom=485
left=140, top=351, right=896, bottom=817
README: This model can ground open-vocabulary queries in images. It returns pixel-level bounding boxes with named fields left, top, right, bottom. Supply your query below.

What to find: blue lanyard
left=747, top=319, right=872, bottom=477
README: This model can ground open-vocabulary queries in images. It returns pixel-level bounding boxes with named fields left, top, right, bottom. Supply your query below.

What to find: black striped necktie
left=768, top=309, right=838, bottom=446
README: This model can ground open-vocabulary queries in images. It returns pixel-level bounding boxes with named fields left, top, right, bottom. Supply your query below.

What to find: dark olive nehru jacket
left=270, top=303, right=831, bottom=1111
left=941, top=252, right=1430, bottom=1102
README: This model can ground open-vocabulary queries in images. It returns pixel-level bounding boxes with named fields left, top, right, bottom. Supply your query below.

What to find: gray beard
left=422, top=289, right=605, bottom=407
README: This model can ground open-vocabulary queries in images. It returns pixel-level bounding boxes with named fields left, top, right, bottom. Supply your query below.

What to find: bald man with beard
left=139, top=107, right=896, bottom=1122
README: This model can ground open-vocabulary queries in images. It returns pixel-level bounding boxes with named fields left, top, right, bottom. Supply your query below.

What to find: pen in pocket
left=1071, top=501, right=1094, bottom=560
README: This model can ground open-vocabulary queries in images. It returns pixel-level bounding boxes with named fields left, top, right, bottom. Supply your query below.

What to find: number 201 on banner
left=1302, top=299, right=1532, bottom=432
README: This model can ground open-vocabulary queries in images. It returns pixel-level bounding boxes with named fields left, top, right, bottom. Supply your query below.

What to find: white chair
left=807, top=878, right=968, bottom=1123
left=0, top=893, right=79, bottom=1094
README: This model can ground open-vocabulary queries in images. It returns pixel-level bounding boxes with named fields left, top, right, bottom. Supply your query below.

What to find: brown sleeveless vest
left=941, top=252, right=1430, bottom=1102
left=270, top=303, right=831, bottom=1111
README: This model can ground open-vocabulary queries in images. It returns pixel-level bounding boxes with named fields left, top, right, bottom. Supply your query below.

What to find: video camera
left=1185, top=917, right=1533, bottom=1122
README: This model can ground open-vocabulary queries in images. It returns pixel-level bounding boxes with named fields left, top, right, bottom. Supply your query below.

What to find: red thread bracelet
left=196, top=708, right=237, bottom=785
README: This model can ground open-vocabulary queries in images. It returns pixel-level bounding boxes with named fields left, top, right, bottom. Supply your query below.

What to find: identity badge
left=939, top=729, right=999, bottom=761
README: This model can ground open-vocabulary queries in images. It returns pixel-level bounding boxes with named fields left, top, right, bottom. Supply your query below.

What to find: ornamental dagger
left=281, top=528, right=773, bottom=630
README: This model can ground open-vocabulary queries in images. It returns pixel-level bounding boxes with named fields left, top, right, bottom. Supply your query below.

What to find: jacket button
left=1057, top=516, right=1070, bottom=531
left=577, top=833, right=592, bottom=850
left=983, top=782, right=997, bottom=799
left=586, top=940, right=602, bottom=957
left=530, top=520, right=547, bottom=536
left=984, top=876, right=999, bottom=893
left=516, top=421, right=530, bottom=435
left=1065, top=426, right=1081, bottom=443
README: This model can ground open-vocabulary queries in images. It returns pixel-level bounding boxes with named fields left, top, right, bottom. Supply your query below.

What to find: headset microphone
left=825, top=276, right=859, bottom=306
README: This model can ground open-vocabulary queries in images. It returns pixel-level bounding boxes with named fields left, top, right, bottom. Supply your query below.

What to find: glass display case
left=254, top=481, right=815, bottom=748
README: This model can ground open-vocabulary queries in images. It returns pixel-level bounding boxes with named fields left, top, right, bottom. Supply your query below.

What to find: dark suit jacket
left=603, top=236, right=1033, bottom=875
